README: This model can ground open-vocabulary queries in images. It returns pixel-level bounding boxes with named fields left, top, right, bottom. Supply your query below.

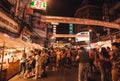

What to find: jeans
left=99, top=65, right=112, bottom=81
left=78, top=63, right=90, bottom=81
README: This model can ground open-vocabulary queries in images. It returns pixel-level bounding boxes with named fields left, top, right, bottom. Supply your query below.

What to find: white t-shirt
left=35, top=55, right=42, bottom=66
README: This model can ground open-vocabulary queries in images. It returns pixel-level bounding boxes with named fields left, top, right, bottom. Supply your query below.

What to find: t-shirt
left=78, top=50, right=89, bottom=63
left=89, top=50, right=96, bottom=59
left=35, top=55, right=42, bottom=66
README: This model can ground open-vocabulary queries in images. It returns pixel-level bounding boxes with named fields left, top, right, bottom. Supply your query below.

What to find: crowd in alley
left=18, top=42, right=120, bottom=81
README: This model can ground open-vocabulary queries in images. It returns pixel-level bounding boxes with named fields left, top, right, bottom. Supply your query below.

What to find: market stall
left=0, top=33, right=27, bottom=80
left=0, top=33, right=44, bottom=80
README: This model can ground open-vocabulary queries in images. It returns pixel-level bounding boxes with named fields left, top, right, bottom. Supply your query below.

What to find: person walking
left=76, top=47, right=90, bottom=81
left=34, top=51, right=42, bottom=79
left=111, top=42, right=120, bottom=81
left=98, top=47, right=112, bottom=81
left=18, top=50, right=26, bottom=75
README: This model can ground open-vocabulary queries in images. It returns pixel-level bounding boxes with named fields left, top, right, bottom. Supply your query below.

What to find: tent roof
left=0, top=33, right=44, bottom=49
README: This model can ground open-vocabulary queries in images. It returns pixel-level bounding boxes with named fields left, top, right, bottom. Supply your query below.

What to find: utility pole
left=15, top=0, right=20, bottom=16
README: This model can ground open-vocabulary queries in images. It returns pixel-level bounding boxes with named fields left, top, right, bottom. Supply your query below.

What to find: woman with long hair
left=99, top=47, right=112, bottom=81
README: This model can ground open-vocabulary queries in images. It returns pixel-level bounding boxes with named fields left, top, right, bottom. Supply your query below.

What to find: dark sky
left=47, top=0, right=83, bottom=17
left=47, top=0, right=83, bottom=34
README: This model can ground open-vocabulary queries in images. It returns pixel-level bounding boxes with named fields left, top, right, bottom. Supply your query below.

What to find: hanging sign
left=30, top=0, right=47, bottom=10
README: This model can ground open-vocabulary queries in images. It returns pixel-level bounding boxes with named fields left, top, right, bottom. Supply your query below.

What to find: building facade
left=74, top=0, right=103, bottom=43
left=0, top=0, right=48, bottom=46
left=0, top=0, right=20, bottom=38
left=74, top=0, right=120, bottom=43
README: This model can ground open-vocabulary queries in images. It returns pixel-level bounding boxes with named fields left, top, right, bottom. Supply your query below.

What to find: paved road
left=9, top=66, right=101, bottom=81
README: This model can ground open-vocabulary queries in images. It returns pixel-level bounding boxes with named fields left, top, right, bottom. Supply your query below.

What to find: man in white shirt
left=34, top=52, right=42, bottom=79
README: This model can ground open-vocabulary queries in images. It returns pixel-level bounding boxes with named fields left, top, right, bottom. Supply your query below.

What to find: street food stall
left=0, top=33, right=44, bottom=80
left=0, top=33, right=25, bottom=80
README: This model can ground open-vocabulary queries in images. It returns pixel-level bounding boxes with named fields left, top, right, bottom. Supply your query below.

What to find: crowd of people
left=18, top=42, right=120, bottom=81
left=18, top=50, right=49, bottom=79
left=77, top=42, right=120, bottom=81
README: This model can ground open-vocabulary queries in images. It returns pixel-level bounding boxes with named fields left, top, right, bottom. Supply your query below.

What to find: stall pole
left=0, top=41, right=5, bottom=80
left=1, top=41, right=5, bottom=71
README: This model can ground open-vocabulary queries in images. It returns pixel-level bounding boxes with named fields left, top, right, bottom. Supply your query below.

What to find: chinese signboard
left=0, top=11, right=19, bottom=33
left=31, top=0, right=47, bottom=10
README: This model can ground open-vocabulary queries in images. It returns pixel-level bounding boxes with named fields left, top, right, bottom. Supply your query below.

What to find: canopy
left=0, top=33, right=44, bottom=49
left=0, top=33, right=24, bottom=48
left=32, top=43, right=44, bottom=50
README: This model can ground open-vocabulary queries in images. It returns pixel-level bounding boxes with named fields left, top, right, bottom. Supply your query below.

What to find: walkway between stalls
left=9, top=66, right=101, bottom=81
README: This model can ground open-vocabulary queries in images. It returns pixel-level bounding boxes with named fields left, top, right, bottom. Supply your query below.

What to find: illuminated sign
left=76, top=32, right=90, bottom=42
left=69, top=24, right=73, bottom=34
left=0, top=11, right=19, bottom=33
left=31, top=0, right=47, bottom=10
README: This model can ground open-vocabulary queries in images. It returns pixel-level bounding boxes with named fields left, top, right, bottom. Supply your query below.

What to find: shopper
left=76, top=47, right=90, bottom=81
left=89, top=49, right=96, bottom=72
left=24, top=55, right=32, bottom=78
left=34, top=51, right=42, bottom=79
left=111, top=42, right=120, bottom=81
left=98, top=47, right=112, bottom=81
left=18, top=50, right=26, bottom=75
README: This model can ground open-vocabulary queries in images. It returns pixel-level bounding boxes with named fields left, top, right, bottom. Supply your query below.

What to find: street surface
left=9, top=65, right=101, bottom=81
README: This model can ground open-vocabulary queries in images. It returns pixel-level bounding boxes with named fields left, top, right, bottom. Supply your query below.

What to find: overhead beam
left=53, top=34, right=76, bottom=38
left=40, top=15, right=120, bottom=29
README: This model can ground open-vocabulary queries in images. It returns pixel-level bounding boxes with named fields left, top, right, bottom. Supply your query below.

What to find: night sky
left=47, top=0, right=83, bottom=34
left=47, top=0, right=83, bottom=17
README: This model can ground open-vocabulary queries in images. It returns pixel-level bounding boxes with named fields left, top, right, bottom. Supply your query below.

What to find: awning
left=0, top=33, right=24, bottom=48
left=0, top=33, right=44, bottom=49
